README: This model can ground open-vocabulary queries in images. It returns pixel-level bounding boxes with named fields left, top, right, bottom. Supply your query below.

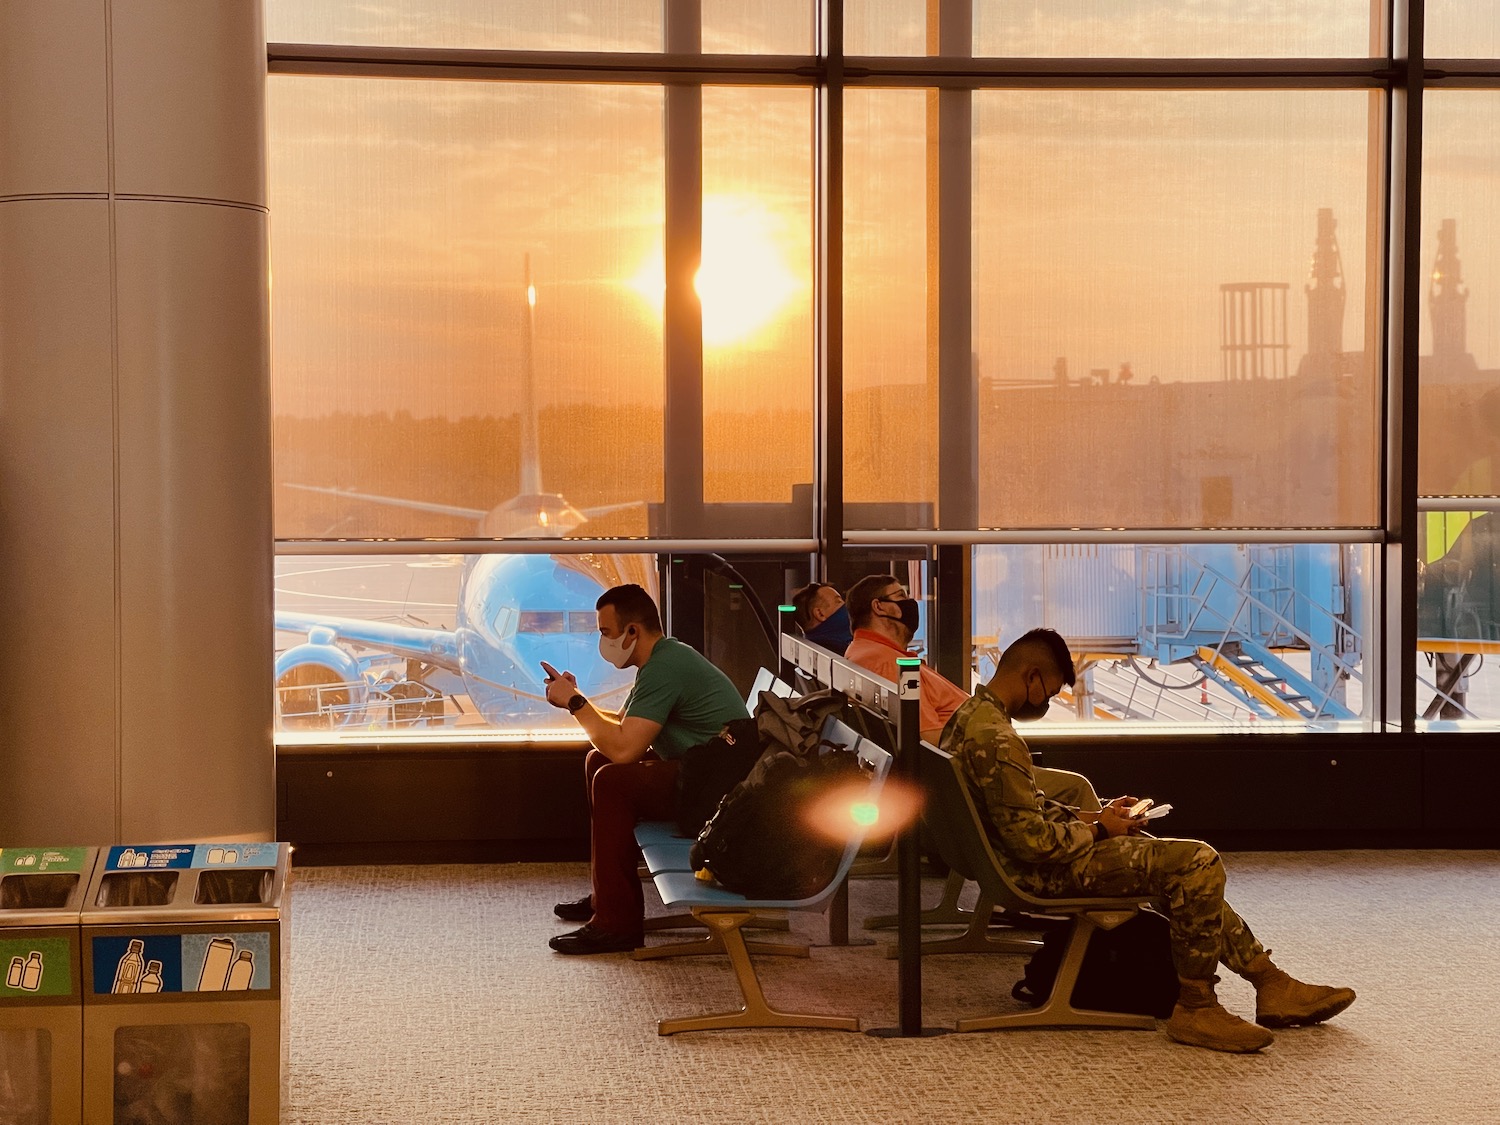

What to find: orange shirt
left=844, top=627, right=971, bottom=735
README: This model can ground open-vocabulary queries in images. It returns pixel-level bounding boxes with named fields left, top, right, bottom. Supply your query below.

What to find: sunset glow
left=629, top=195, right=801, bottom=347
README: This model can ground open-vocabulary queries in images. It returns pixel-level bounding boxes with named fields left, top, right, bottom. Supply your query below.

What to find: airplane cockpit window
left=568, top=612, right=597, bottom=633
left=518, top=611, right=567, bottom=634
left=493, top=604, right=518, bottom=637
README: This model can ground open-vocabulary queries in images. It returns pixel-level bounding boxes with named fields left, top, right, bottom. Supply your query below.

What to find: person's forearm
left=571, top=701, right=644, bottom=763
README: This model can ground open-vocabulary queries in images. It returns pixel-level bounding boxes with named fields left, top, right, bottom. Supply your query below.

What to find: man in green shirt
left=940, top=627, right=1356, bottom=1052
left=542, top=583, right=747, bottom=955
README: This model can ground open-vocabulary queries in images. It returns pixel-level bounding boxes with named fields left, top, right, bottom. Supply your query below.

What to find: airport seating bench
left=922, top=739, right=1166, bottom=1032
left=631, top=717, right=892, bottom=1035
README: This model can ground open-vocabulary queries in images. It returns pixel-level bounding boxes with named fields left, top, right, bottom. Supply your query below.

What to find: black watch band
left=566, top=694, right=588, bottom=714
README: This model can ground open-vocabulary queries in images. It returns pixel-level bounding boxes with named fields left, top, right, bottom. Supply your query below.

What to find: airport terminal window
left=970, top=0, right=1374, bottom=59
left=265, top=0, right=664, bottom=53
left=842, top=88, right=934, bottom=518
left=701, top=0, right=814, bottom=53
left=969, top=89, right=1379, bottom=532
left=268, top=76, right=665, bottom=542
left=267, top=1, right=1500, bottom=742
left=274, top=552, right=659, bottom=739
left=973, top=544, right=1373, bottom=731
left=847, top=0, right=1374, bottom=58
left=1416, top=90, right=1500, bottom=725
left=699, top=85, right=815, bottom=504
left=1427, top=2, right=1500, bottom=60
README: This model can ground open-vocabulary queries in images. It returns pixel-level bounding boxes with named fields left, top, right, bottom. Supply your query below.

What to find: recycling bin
left=80, top=843, right=291, bottom=1125
left=0, top=845, right=98, bottom=1125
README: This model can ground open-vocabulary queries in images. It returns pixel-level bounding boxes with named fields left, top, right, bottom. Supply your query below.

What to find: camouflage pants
left=1048, top=836, right=1264, bottom=979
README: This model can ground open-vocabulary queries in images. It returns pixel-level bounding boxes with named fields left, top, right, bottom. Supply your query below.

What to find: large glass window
left=1418, top=90, right=1500, bottom=724
left=267, top=1, right=1500, bottom=743
left=269, top=77, right=663, bottom=542
left=274, top=551, right=660, bottom=738
left=843, top=88, right=932, bottom=521
left=265, top=1, right=663, bottom=53
left=847, top=0, right=1376, bottom=58
left=971, top=90, right=1380, bottom=531
left=974, top=543, right=1372, bottom=730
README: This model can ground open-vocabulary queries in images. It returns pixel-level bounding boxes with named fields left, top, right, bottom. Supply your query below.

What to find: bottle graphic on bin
left=138, top=960, right=163, bottom=994
left=112, top=940, right=145, bottom=994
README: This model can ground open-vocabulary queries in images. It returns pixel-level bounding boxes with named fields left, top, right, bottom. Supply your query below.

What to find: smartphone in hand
left=1127, top=798, right=1154, bottom=817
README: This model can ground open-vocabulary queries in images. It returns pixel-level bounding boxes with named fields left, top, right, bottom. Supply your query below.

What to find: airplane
left=274, top=256, right=654, bottom=732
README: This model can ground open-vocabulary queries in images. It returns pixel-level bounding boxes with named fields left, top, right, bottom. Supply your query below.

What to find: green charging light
left=850, top=802, right=880, bottom=827
left=896, top=657, right=922, bottom=668
left=778, top=605, right=796, bottom=613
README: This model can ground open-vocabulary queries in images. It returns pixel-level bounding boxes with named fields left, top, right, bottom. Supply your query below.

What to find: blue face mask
left=805, top=604, right=852, bottom=649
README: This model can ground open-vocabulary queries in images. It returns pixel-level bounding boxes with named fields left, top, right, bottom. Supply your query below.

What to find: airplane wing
left=281, top=483, right=489, bottom=522
left=576, top=500, right=649, bottom=521
left=276, top=610, right=462, bottom=672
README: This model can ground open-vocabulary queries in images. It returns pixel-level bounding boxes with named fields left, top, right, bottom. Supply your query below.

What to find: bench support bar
left=955, top=915, right=1157, bottom=1033
left=636, top=911, right=860, bottom=1035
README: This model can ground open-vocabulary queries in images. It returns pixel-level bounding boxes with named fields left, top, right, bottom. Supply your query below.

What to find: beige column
left=0, top=1, right=272, bottom=844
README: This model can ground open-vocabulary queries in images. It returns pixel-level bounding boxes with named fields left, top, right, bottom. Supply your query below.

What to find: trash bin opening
left=194, top=871, right=272, bottom=906
left=0, top=872, right=79, bottom=910
left=96, top=872, right=179, bottom=908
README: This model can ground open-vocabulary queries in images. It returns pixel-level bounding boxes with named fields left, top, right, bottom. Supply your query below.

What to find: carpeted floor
left=285, top=850, right=1500, bottom=1124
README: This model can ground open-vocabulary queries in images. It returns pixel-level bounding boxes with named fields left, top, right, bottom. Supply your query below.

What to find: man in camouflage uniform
left=939, top=627, right=1356, bottom=1053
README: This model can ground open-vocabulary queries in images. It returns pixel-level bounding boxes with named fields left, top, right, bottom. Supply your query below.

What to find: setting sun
left=628, top=195, right=802, bottom=347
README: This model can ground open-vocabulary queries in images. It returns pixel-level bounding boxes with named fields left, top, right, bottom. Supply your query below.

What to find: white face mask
left=598, top=627, right=637, bottom=669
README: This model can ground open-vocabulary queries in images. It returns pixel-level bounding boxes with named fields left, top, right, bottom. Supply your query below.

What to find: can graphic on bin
left=198, top=937, right=235, bottom=991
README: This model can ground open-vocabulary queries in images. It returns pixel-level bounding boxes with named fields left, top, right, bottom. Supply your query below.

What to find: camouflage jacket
left=939, top=683, right=1095, bottom=893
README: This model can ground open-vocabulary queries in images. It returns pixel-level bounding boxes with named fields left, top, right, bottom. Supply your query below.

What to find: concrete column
left=0, top=1, right=272, bottom=844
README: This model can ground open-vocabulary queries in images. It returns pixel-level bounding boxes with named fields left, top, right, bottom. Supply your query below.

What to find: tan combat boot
left=1164, top=976, right=1274, bottom=1053
left=1244, top=951, right=1356, bottom=1028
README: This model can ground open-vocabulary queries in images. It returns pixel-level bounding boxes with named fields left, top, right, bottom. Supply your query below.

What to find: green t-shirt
left=623, top=637, right=748, bottom=760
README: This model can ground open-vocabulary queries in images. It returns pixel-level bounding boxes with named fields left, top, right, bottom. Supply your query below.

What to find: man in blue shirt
left=542, top=583, right=747, bottom=954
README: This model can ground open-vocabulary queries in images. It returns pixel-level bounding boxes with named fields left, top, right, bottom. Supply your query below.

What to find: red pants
left=584, top=749, right=678, bottom=936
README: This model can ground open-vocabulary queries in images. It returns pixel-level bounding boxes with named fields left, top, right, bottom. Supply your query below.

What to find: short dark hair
left=789, top=583, right=832, bottom=630
left=998, top=627, right=1077, bottom=687
left=845, top=573, right=901, bottom=630
left=595, top=583, right=662, bottom=633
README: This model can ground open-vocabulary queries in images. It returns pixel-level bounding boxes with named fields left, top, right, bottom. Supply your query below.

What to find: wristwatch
left=566, top=694, right=588, bottom=714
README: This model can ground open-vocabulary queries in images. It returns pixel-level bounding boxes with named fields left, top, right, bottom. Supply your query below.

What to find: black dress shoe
left=554, top=894, right=593, bottom=922
left=548, top=924, right=642, bottom=955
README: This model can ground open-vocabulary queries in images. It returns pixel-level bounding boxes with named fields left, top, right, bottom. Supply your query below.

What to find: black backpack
left=690, top=745, right=866, bottom=900
left=1012, top=908, right=1178, bottom=1018
left=673, top=717, right=763, bottom=837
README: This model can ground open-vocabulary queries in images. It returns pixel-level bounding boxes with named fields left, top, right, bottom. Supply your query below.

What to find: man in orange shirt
left=842, top=573, right=1099, bottom=812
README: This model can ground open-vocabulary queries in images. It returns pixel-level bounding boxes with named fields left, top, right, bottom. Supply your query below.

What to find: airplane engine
left=275, top=626, right=368, bottom=729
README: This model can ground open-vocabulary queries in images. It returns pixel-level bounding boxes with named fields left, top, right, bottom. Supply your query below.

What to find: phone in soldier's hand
left=1127, top=798, right=1154, bottom=817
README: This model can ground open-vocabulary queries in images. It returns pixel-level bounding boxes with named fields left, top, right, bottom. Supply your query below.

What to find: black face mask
left=1012, top=698, right=1050, bottom=722
left=1012, top=671, right=1050, bottom=722
left=879, top=596, right=921, bottom=637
